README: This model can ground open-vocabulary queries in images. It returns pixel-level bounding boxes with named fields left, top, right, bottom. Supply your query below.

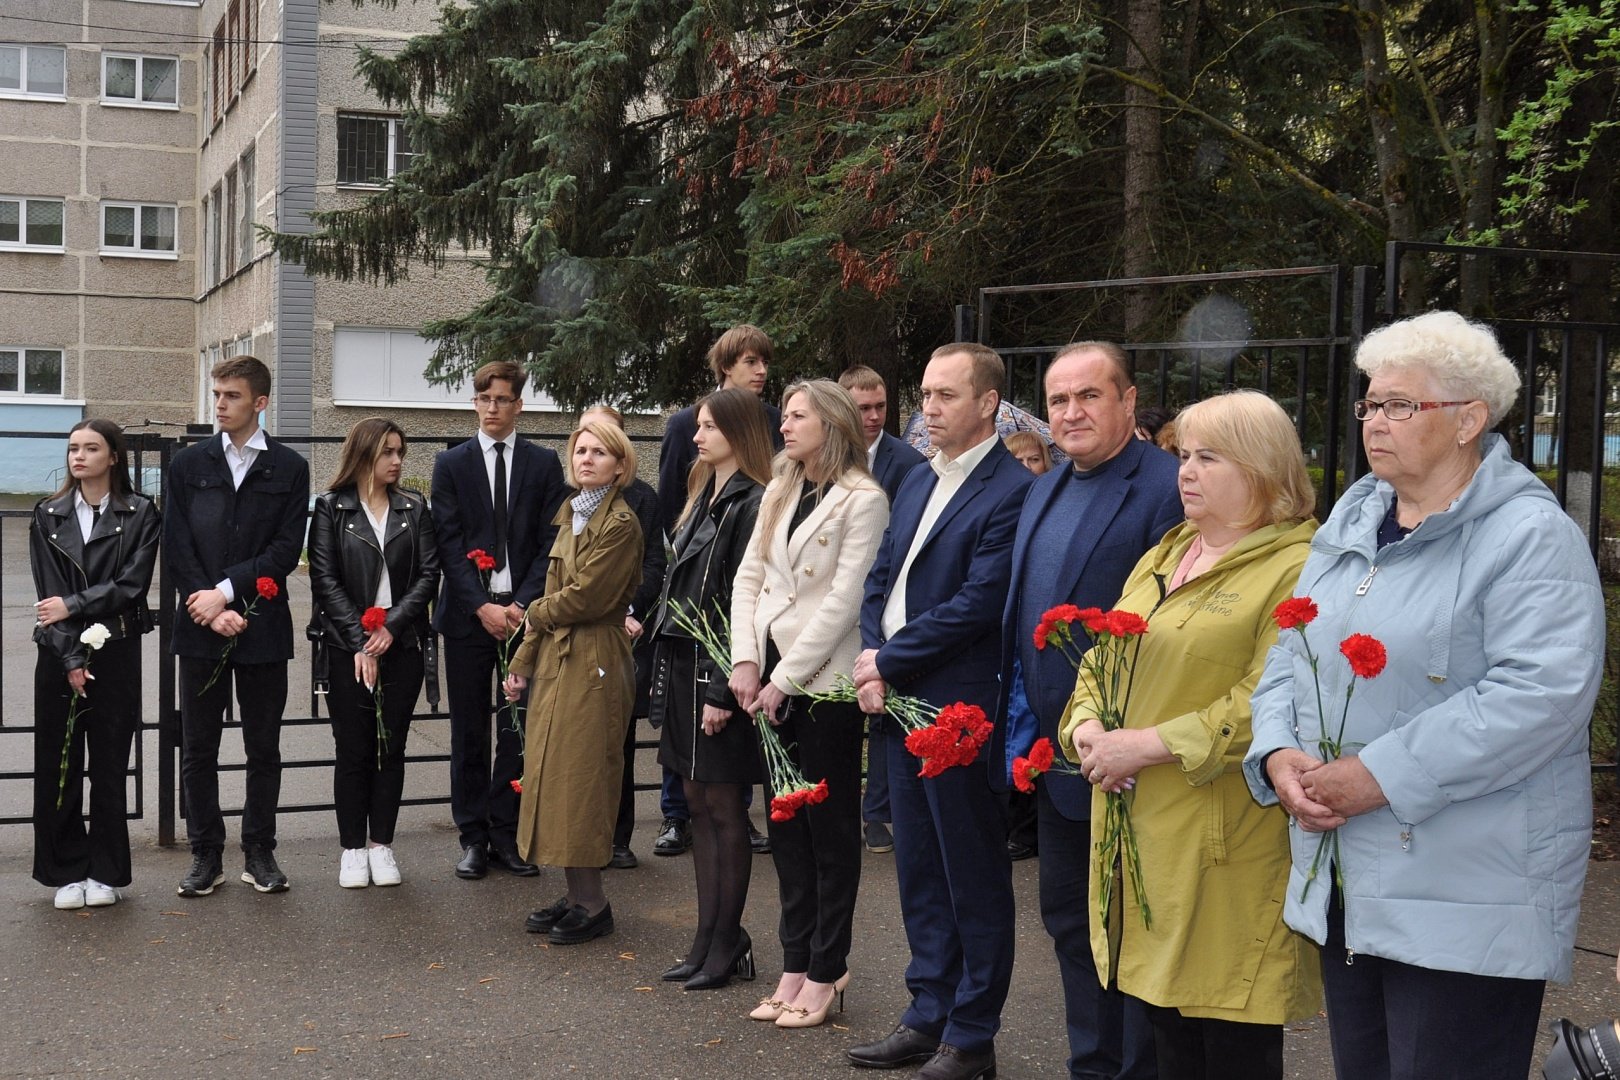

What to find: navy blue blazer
left=430, top=435, right=568, bottom=639
left=164, top=434, right=310, bottom=662
left=992, top=437, right=1182, bottom=817
left=870, top=430, right=927, bottom=505
left=860, top=440, right=1033, bottom=709
left=657, top=399, right=782, bottom=536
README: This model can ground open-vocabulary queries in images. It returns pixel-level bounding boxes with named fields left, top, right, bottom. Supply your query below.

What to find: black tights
left=682, top=778, right=752, bottom=976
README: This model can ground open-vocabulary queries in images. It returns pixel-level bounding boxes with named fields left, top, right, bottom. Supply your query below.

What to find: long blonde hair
left=677, top=388, right=776, bottom=531
left=756, top=379, right=870, bottom=563
left=329, top=417, right=406, bottom=499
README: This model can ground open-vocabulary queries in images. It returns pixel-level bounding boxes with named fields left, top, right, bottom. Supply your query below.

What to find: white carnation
left=79, top=623, right=112, bottom=650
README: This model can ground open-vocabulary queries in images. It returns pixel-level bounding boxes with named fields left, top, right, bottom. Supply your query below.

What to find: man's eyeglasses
left=1353, top=398, right=1473, bottom=422
left=474, top=395, right=518, bottom=410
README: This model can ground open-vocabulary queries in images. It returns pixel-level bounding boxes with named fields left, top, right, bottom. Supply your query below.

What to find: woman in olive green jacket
left=1060, top=391, right=1322, bottom=1080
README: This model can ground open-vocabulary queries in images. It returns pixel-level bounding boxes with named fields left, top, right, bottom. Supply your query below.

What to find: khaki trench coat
left=508, top=491, right=643, bottom=868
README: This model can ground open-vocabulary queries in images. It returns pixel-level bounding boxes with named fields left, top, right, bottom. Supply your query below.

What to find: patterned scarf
left=570, top=485, right=611, bottom=534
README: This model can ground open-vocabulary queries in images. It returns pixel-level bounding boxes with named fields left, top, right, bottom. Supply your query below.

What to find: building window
left=337, top=115, right=414, bottom=186
left=101, top=202, right=177, bottom=257
left=102, top=54, right=179, bottom=107
left=333, top=327, right=561, bottom=410
left=0, top=347, right=65, bottom=397
left=210, top=20, right=225, bottom=122
left=0, top=45, right=67, bottom=100
left=238, top=145, right=256, bottom=264
left=209, top=182, right=222, bottom=283
left=0, top=196, right=66, bottom=251
left=223, top=166, right=238, bottom=274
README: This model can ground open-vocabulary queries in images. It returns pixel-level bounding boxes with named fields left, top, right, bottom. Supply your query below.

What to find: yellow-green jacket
left=1059, top=519, right=1322, bottom=1024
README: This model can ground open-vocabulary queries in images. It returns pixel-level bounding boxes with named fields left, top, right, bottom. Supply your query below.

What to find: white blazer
left=730, top=470, right=888, bottom=695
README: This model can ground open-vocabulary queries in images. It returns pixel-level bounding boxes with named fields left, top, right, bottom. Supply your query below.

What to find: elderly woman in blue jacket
left=1245, top=310, right=1605, bottom=1080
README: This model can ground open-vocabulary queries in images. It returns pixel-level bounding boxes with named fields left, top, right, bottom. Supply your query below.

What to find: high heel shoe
left=662, top=959, right=702, bottom=982
left=683, top=931, right=755, bottom=991
left=749, top=997, right=788, bottom=1021
left=773, top=972, right=850, bottom=1029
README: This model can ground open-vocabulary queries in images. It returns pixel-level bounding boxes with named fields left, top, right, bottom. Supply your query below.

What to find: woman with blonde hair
left=1064, top=390, right=1321, bottom=1079
left=308, top=417, right=441, bottom=887
left=504, top=420, right=644, bottom=944
left=730, top=379, right=889, bottom=1026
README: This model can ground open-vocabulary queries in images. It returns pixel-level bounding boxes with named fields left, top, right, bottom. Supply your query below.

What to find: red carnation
left=1104, top=610, right=1150, bottom=637
left=804, top=779, right=830, bottom=806
left=1028, top=737, right=1055, bottom=772
left=255, top=576, right=280, bottom=601
left=1078, top=607, right=1109, bottom=634
left=361, top=606, right=388, bottom=633
left=509, top=778, right=522, bottom=794
left=1033, top=618, right=1054, bottom=650
left=1011, top=756, right=1038, bottom=793
left=467, top=548, right=498, bottom=572
left=1340, top=633, right=1387, bottom=679
left=1272, top=596, right=1319, bottom=631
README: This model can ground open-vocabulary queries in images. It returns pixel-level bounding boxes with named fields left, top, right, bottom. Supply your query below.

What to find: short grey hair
left=1354, top=311, right=1521, bottom=426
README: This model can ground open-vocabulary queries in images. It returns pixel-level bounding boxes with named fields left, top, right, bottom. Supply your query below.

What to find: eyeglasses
left=1353, top=398, right=1474, bottom=422
left=473, top=395, right=518, bottom=410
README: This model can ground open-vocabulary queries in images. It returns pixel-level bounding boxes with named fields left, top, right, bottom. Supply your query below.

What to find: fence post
left=155, top=436, right=178, bottom=846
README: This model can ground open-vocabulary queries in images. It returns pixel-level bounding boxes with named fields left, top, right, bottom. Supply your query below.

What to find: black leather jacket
left=307, top=486, right=440, bottom=653
left=29, top=490, right=161, bottom=672
left=648, top=471, right=764, bottom=709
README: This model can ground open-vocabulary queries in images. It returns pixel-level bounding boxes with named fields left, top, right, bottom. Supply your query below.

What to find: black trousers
left=613, top=714, right=638, bottom=848
left=326, top=645, right=423, bottom=849
left=32, top=638, right=141, bottom=888
left=179, top=656, right=288, bottom=854
left=1320, top=890, right=1545, bottom=1080
left=1146, top=1006, right=1281, bottom=1080
left=767, top=695, right=865, bottom=982
left=443, top=629, right=526, bottom=850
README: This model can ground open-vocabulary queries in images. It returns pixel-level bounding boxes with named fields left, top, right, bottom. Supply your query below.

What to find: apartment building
left=0, top=0, right=563, bottom=494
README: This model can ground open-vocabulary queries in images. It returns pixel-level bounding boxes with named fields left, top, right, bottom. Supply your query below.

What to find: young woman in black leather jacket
left=29, top=418, right=160, bottom=909
left=307, top=418, right=440, bottom=887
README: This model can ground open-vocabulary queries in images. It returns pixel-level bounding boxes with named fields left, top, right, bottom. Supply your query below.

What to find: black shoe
left=488, top=841, right=540, bottom=877
left=662, top=959, right=702, bottom=982
left=848, top=1025, right=941, bottom=1069
left=1007, top=841, right=1037, bottom=861
left=652, top=818, right=691, bottom=856
left=177, top=850, right=224, bottom=898
left=747, top=820, right=771, bottom=855
left=917, top=1044, right=996, bottom=1080
left=525, top=896, right=571, bottom=934
left=683, top=930, right=756, bottom=991
left=547, top=903, right=614, bottom=945
left=455, top=845, right=488, bottom=880
left=241, top=848, right=289, bottom=893
left=864, top=821, right=894, bottom=853
left=607, top=845, right=638, bottom=870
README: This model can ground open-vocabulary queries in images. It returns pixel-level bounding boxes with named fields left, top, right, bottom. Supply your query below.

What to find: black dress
left=650, top=472, right=765, bottom=783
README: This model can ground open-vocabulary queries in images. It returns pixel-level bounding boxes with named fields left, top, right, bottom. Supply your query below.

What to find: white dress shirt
left=477, top=430, right=516, bottom=594
left=867, top=433, right=882, bottom=472
left=74, top=490, right=110, bottom=544
left=217, top=427, right=269, bottom=602
left=880, top=433, right=1000, bottom=639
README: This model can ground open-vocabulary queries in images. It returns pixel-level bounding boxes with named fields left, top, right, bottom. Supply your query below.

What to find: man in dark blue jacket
left=848, top=344, right=1033, bottom=1080
left=431, top=361, right=568, bottom=880
left=166, top=355, right=309, bottom=897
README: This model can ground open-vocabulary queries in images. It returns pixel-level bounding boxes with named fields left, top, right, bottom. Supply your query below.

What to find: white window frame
left=336, top=114, right=413, bottom=188
left=238, top=145, right=256, bottom=265
left=101, top=52, right=180, bottom=109
left=0, top=195, right=66, bottom=252
left=0, top=44, right=67, bottom=101
left=0, top=346, right=66, bottom=398
left=332, top=326, right=563, bottom=411
left=100, top=201, right=178, bottom=258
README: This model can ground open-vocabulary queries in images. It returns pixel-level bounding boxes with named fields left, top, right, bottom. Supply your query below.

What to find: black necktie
left=492, top=442, right=508, bottom=573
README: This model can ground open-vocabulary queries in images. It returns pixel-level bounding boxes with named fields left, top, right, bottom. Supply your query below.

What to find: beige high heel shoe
left=749, top=997, right=788, bottom=1022
left=774, top=972, right=850, bottom=1029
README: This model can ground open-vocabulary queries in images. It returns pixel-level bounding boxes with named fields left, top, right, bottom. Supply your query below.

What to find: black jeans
left=767, top=695, right=864, bottom=983
left=327, top=645, right=423, bottom=848
left=179, top=656, right=287, bottom=854
left=1146, top=1006, right=1281, bottom=1080
left=443, top=629, right=526, bottom=850
left=32, top=638, right=141, bottom=887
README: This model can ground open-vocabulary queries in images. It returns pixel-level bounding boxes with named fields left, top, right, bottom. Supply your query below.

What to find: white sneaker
left=339, top=848, right=370, bottom=888
left=53, top=882, right=86, bottom=909
left=368, top=845, right=401, bottom=887
left=84, top=879, right=119, bottom=907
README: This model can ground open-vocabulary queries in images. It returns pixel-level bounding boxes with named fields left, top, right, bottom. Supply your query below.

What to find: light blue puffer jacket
left=1245, top=434, right=1604, bottom=982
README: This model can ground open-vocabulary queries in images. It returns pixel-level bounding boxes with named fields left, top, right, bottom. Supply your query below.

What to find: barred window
left=337, top=114, right=414, bottom=186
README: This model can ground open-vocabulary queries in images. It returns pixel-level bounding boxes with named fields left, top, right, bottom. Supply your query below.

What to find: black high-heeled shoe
left=662, top=959, right=702, bottom=982
left=682, top=931, right=756, bottom=991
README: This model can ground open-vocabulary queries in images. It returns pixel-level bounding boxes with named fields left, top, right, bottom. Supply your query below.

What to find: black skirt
left=652, top=638, right=764, bottom=784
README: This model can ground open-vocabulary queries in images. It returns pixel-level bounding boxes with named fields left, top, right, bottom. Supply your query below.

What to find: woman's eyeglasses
left=1353, top=398, right=1473, bottom=421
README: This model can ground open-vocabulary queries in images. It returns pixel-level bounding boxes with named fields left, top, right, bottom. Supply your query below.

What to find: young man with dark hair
left=432, top=360, right=569, bottom=880
left=167, top=355, right=310, bottom=897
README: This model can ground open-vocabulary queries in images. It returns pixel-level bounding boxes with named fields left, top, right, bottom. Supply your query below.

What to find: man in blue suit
left=848, top=344, right=1033, bottom=1080
left=993, top=342, right=1180, bottom=1080
left=432, top=360, right=568, bottom=880
left=839, top=364, right=927, bottom=856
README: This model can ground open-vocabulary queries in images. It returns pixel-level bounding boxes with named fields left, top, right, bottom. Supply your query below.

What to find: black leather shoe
left=177, top=850, right=224, bottom=897
left=847, top=1025, right=940, bottom=1069
left=241, top=847, right=289, bottom=893
left=747, top=820, right=771, bottom=855
left=489, top=842, right=540, bottom=877
left=455, top=845, right=488, bottom=880
left=525, top=896, right=571, bottom=934
left=864, top=821, right=894, bottom=853
left=547, top=903, right=614, bottom=945
left=661, top=959, right=701, bottom=982
left=916, top=1044, right=996, bottom=1080
left=652, top=818, right=691, bottom=856
left=1007, top=841, right=1037, bottom=861
left=607, top=845, right=638, bottom=870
